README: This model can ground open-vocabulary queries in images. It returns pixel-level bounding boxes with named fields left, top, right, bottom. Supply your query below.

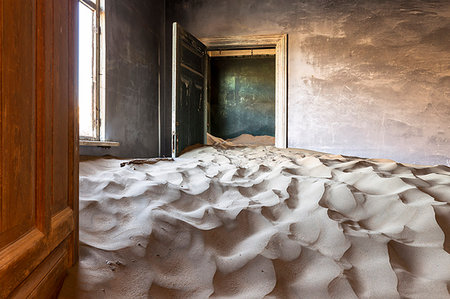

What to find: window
left=79, top=0, right=105, bottom=140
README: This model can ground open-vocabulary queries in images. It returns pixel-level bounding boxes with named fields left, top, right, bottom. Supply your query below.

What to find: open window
left=172, top=23, right=287, bottom=157
left=78, top=0, right=105, bottom=141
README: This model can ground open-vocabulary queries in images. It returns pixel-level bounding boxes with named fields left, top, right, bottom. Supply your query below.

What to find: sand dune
left=60, top=145, right=450, bottom=298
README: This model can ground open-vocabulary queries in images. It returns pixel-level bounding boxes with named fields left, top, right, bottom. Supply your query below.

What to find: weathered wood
left=9, top=239, right=68, bottom=299
left=120, top=158, right=174, bottom=167
left=52, top=0, right=70, bottom=216
left=69, top=0, right=79, bottom=266
left=0, top=0, right=78, bottom=297
left=79, top=140, right=120, bottom=147
left=208, top=48, right=276, bottom=57
left=1, top=0, right=36, bottom=243
left=172, top=23, right=208, bottom=157
left=202, top=34, right=288, bottom=148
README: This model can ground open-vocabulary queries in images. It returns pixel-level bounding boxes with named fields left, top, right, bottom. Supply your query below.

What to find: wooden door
left=172, top=22, right=208, bottom=157
left=0, top=0, right=78, bottom=297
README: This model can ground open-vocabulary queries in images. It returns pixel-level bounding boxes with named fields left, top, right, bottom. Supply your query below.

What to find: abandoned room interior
left=0, top=0, right=449, bottom=298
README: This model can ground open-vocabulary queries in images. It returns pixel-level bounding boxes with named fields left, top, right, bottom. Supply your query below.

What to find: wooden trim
left=0, top=0, right=77, bottom=297
left=202, top=34, right=286, bottom=50
left=0, top=229, right=45, bottom=297
left=79, top=140, right=119, bottom=147
left=94, top=0, right=101, bottom=141
left=69, top=0, right=79, bottom=266
left=208, top=48, right=276, bottom=57
left=98, top=0, right=106, bottom=141
left=9, top=240, right=67, bottom=299
left=201, top=34, right=288, bottom=148
left=36, top=0, right=47, bottom=235
left=0, top=208, right=74, bottom=298
left=275, top=35, right=288, bottom=149
left=0, top=0, right=3, bottom=233
left=180, top=62, right=204, bottom=78
left=49, top=208, right=74, bottom=248
left=203, top=55, right=209, bottom=144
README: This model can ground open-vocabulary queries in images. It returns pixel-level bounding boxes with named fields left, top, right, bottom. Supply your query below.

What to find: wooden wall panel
left=0, top=0, right=78, bottom=297
left=52, top=0, right=70, bottom=216
left=68, top=0, right=79, bottom=266
left=0, top=0, right=2, bottom=237
left=42, top=0, right=54, bottom=235
left=0, top=0, right=36, bottom=248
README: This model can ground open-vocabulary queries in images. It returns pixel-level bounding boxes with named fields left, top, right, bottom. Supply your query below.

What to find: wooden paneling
left=0, top=0, right=78, bottom=297
left=0, top=0, right=36, bottom=246
left=208, top=49, right=277, bottom=57
left=172, top=23, right=208, bottom=157
left=52, top=0, right=70, bottom=216
left=10, top=240, right=68, bottom=299
left=0, top=0, right=2, bottom=237
left=68, top=0, right=79, bottom=266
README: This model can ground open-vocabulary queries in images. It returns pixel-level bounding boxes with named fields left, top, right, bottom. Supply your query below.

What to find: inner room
left=208, top=49, right=276, bottom=145
left=0, top=0, right=449, bottom=298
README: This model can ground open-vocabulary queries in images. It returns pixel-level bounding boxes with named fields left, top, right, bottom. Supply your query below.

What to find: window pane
left=78, top=2, right=95, bottom=138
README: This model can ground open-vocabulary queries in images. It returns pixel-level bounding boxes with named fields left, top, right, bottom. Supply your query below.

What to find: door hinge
left=172, top=133, right=176, bottom=153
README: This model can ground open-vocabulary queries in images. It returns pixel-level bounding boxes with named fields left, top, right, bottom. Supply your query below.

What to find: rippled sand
left=60, top=145, right=450, bottom=298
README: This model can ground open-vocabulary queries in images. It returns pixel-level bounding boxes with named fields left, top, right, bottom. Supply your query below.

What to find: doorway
left=202, top=34, right=287, bottom=148
left=209, top=51, right=276, bottom=141
left=171, top=23, right=287, bottom=156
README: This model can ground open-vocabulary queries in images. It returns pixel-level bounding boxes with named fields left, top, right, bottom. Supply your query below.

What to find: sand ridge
left=60, top=145, right=450, bottom=298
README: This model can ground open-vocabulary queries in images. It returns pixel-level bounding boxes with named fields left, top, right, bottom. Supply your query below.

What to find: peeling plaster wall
left=81, top=0, right=164, bottom=158
left=165, top=0, right=450, bottom=166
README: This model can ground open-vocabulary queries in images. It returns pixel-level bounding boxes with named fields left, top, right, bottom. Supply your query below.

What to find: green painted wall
left=210, top=56, right=275, bottom=139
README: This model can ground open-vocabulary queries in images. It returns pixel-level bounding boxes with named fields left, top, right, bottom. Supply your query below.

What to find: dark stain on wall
left=165, top=0, right=450, bottom=166
left=210, top=56, right=275, bottom=139
left=80, top=0, right=164, bottom=158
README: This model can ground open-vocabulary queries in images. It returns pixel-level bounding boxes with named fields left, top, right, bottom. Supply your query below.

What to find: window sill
left=79, top=140, right=120, bottom=147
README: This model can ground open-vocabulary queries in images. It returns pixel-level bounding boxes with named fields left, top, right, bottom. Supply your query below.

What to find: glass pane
left=78, top=2, right=95, bottom=138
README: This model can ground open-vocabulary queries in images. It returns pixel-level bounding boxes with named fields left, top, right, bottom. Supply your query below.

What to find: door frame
left=201, top=34, right=288, bottom=148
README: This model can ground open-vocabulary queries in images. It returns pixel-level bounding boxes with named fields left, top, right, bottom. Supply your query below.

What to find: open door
left=0, top=0, right=78, bottom=297
left=172, top=22, right=208, bottom=157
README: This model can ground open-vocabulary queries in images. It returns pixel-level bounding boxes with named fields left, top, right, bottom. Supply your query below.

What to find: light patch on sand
left=60, top=144, right=450, bottom=298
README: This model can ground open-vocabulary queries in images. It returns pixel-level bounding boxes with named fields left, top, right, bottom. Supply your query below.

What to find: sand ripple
left=60, top=146, right=450, bottom=298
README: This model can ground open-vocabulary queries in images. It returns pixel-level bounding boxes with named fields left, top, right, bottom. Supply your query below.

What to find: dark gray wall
left=81, top=0, right=164, bottom=158
left=210, top=56, right=275, bottom=139
left=165, top=0, right=450, bottom=166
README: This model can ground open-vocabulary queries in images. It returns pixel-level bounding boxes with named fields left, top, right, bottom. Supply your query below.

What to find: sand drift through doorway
left=202, top=34, right=288, bottom=148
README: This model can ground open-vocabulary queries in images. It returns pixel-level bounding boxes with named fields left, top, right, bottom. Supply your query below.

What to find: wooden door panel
left=172, top=23, right=208, bottom=157
left=0, top=209, right=74, bottom=298
left=0, top=0, right=78, bottom=297
left=52, top=0, right=70, bottom=216
left=9, top=239, right=69, bottom=299
left=0, top=0, right=36, bottom=242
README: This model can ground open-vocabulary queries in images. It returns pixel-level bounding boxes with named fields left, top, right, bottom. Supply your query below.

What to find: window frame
left=79, top=0, right=105, bottom=141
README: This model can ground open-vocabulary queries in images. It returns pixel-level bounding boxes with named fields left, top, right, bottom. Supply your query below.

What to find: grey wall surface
left=210, top=56, right=275, bottom=139
left=80, top=0, right=164, bottom=158
left=165, top=0, right=450, bottom=166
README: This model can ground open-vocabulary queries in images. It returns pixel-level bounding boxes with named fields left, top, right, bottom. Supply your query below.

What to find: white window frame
left=79, top=0, right=106, bottom=141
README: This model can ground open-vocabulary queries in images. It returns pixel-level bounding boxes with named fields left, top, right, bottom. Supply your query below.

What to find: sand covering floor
left=60, top=145, right=450, bottom=298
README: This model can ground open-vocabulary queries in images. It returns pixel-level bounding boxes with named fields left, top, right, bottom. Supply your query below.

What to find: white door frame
left=201, top=34, right=288, bottom=148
